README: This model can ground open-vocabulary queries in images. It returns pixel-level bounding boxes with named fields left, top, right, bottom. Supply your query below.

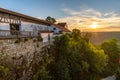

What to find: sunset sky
left=0, top=0, right=120, bottom=32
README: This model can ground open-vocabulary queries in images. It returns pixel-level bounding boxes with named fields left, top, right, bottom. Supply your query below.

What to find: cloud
left=63, top=8, right=102, bottom=17
left=57, top=7, right=120, bottom=32
left=104, top=11, right=118, bottom=17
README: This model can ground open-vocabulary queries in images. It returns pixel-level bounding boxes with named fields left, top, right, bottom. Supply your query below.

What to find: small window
left=53, top=28, right=56, bottom=30
left=10, top=24, right=20, bottom=35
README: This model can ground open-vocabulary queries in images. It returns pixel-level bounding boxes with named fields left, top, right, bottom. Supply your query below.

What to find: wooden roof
left=57, top=23, right=66, bottom=27
left=54, top=24, right=71, bottom=32
left=0, top=8, right=51, bottom=26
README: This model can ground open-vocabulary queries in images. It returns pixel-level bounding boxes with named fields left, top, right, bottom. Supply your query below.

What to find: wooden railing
left=0, top=30, right=38, bottom=39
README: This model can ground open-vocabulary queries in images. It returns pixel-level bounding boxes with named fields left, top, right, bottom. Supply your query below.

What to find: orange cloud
left=57, top=8, right=120, bottom=32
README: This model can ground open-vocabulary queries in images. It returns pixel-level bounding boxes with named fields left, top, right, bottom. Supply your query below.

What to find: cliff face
left=0, top=38, right=45, bottom=79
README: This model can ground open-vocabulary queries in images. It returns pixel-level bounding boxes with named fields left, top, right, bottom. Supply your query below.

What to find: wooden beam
left=0, top=12, right=21, bottom=24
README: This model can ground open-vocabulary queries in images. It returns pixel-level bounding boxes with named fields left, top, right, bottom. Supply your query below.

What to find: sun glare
left=91, top=22, right=98, bottom=29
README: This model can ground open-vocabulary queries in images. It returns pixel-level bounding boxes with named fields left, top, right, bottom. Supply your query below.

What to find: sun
left=91, top=22, right=98, bottom=29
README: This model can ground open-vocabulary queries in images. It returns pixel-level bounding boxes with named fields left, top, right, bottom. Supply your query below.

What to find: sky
left=0, top=0, right=120, bottom=32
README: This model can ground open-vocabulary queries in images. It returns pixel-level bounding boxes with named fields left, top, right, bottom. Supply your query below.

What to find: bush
left=24, top=38, right=29, bottom=42
left=14, top=39, right=21, bottom=44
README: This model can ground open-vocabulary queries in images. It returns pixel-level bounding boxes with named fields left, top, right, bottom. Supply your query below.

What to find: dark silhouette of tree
left=46, top=16, right=56, bottom=23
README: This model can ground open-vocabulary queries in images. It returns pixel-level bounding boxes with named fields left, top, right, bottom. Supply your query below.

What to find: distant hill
left=83, top=32, right=120, bottom=44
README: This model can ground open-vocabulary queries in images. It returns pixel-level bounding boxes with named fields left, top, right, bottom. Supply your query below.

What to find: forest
left=0, top=29, right=120, bottom=80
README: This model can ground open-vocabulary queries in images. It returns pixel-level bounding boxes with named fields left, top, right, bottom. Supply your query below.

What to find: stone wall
left=0, top=38, right=43, bottom=61
left=0, top=36, right=48, bottom=79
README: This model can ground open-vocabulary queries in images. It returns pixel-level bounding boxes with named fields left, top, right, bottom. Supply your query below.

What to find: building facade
left=0, top=8, right=71, bottom=43
left=0, top=8, right=54, bottom=43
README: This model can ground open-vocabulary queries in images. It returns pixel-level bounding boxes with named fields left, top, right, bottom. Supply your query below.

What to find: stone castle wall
left=0, top=38, right=43, bottom=61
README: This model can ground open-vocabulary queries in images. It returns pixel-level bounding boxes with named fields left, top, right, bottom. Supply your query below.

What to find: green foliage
left=24, top=37, right=29, bottom=42
left=33, top=67, right=51, bottom=80
left=14, top=39, right=21, bottom=43
left=83, top=32, right=92, bottom=42
left=33, top=51, right=53, bottom=80
left=101, top=39, right=120, bottom=77
left=46, top=16, right=56, bottom=23
left=116, top=69, right=120, bottom=80
left=49, top=29, right=108, bottom=80
left=38, top=36, right=43, bottom=42
left=71, top=29, right=81, bottom=41
left=0, top=65, right=11, bottom=80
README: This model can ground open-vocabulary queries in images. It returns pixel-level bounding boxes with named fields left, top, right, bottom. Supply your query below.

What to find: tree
left=46, top=16, right=56, bottom=23
left=48, top=29, right=108, bottom=80
left=101, top=39, right=120, bottom=79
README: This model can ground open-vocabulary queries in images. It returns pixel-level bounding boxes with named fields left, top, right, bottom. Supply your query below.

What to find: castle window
left=53, top=27, right=56, bottom=30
